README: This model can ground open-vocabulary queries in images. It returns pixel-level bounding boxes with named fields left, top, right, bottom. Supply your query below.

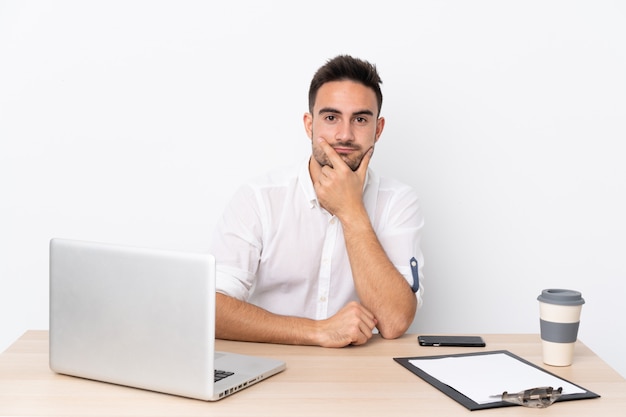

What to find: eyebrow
left=317, top=107, right=375, bottom=117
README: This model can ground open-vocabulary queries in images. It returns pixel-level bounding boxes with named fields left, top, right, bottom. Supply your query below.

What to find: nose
left=335, top=119, right=355, bottom=142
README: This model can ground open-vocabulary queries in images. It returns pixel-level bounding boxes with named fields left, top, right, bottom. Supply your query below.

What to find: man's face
left=305, top=80, right=384, bottom=171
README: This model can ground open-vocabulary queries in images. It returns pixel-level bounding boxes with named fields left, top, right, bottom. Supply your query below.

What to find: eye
left=324, top=114, right=337, bottom=122
left=354, top=116, right=368, bottom=124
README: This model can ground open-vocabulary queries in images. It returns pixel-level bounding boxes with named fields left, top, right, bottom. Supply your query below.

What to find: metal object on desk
left=496, top=386, right=563, bottom=408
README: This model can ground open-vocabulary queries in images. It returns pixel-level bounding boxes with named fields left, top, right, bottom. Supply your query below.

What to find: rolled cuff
left=215, top=265, right=254, bottom=301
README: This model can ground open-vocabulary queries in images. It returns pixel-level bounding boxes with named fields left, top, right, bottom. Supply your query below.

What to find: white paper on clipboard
left=409, top=352, right=585, bottom=404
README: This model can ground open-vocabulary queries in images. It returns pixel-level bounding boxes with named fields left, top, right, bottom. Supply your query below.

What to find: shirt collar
left=298, top=158, right=318, bottom=209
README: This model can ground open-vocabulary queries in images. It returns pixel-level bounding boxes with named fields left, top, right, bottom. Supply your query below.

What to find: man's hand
left=315, top=301, right=378, bottom=347
left=314, top=138, right=373, bottom=219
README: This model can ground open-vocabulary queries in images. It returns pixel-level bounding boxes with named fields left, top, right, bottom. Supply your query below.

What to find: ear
left=303, top=113, right=313, bottom=139
left=375, top=116, right=385, bottom=143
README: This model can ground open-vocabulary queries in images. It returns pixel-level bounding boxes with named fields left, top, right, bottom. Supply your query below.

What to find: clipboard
left=394, top=350, right=600, bottom=411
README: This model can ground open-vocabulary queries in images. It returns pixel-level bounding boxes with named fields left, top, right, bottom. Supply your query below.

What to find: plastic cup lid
left=537, top=289, right=585, bottom=306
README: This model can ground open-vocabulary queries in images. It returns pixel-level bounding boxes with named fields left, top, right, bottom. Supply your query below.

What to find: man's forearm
left=340, top=209, right=417, bottom=339
left=216, top=293, right=378, bottom=347
left=215, top=293, right=318, bottom=345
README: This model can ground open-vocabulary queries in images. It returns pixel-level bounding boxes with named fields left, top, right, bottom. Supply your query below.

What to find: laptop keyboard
left=214, top=369, right=234, bottom=382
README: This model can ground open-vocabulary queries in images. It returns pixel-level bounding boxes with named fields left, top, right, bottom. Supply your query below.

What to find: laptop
left=49, top=238, right=286, bottom=401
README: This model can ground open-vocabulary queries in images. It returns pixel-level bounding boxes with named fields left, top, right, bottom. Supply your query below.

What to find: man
left=209, top=55, right=424, bottom=347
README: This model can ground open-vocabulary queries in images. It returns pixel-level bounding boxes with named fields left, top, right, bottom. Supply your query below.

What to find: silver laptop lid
left=49, top=238, right=216, bottom=400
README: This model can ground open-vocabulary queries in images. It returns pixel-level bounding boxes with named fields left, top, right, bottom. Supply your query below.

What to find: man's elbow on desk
left=376, top=307, right=417, bottom=340
left=373, top=272, right=421, bottom=340
left=377, top=320, right=412, bottom=340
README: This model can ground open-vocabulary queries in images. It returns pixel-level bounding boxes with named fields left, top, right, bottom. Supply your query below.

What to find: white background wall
left=1, top=1, right=625, bottom=377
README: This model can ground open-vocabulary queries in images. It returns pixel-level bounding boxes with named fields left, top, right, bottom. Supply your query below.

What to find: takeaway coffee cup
left=537, top=289, right=585, bottom=366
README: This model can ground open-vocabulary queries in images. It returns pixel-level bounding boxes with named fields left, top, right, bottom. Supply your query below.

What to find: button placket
left=316, top=215, right=337, bottom=319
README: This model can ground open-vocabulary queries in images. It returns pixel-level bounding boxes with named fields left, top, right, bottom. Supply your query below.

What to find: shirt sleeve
left=208, top=184, right=263, bottom=301
left=375, top=184, right=425, bottom=309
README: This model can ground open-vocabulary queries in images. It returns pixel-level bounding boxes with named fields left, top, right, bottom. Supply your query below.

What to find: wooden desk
left=1, top=331, right=625, bottom=416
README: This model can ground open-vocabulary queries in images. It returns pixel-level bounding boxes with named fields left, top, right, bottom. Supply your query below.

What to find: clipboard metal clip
left=495, top=386, right=563, bottom=408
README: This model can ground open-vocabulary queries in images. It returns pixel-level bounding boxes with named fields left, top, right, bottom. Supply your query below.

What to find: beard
left=312, top=146, right=359, bottom=172
left=311, top=134, right=369, bottom=171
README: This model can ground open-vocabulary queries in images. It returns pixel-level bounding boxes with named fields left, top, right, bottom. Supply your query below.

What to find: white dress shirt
left=208, top=158, right=424, bottom=320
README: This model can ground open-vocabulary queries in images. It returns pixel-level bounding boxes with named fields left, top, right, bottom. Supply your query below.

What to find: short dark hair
left=308, top=55, right=383, bottom=116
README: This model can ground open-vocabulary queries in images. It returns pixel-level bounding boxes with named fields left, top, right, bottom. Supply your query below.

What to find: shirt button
left=329, top=218, right=336, bottom=225
left=319, top=296, right=327, bottom=302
